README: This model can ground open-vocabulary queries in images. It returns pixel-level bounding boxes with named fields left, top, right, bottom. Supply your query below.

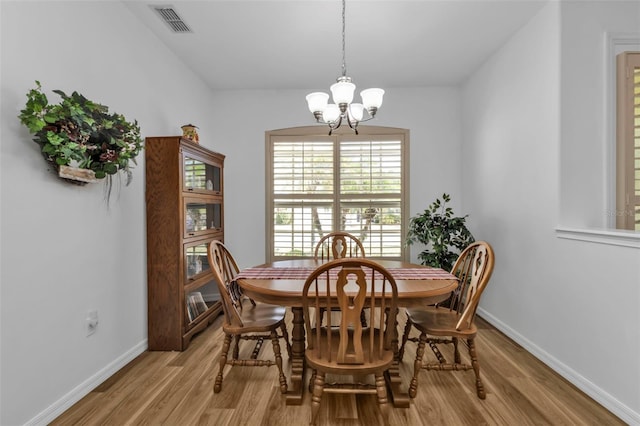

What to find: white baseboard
left=25, top=340, right=148, bottom=426
left=477, top=308, right=640, bottom=426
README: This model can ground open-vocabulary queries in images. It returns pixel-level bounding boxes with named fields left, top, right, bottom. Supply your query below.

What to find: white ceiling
left=123, top=0, right=547, bottom=91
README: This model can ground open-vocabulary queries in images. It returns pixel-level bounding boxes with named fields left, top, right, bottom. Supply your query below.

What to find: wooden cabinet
left=145, top=136, right=224, bottom=351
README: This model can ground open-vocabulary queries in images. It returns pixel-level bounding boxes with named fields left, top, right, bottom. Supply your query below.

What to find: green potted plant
left=18, top=81, right=143, bottom=189
left=406, top=193, right=475, bottom=271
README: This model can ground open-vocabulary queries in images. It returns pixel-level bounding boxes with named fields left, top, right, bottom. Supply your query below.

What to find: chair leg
left=310, top=371, right=325, bottom=426
left=214, top=333, right=232, bottom=393
left=232, top=334, right=241, bottom=360
left=375, top=373, right=390, bottom=426
left=308, top=369, right=316, bottom=393
left=468, top=337, right=486, bottom=399
left=271, top=330, right=288, bottom=394
left=398, top=315, right=413, bottom=362
left=280, top=323, right=292, bottom=359
left=453, top=336, right=461, bottom=364
left=409, top=332, right=427, bottom=398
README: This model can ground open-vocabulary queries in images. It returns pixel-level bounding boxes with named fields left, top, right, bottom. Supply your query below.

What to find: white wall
left=0, top=2, right=216, bottom=424
left=462, top=2, right=640, bottom=424
left=210, top=87, right=463, bottom=267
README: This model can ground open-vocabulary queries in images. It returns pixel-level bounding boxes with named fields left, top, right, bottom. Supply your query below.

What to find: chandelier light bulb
left=323, top=104, right=341, bottom=124
left=306, top=92, right=330, bottom=122
left=306, top=92, right=329, bottom=114
left=349, top=103, right=364, bottom=122
left=330, top=80, right=356, bottom=105
left=360, top=88, right=385, bottom=111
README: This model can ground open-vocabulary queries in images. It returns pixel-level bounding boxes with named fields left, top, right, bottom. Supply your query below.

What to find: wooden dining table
left=235, top=258, right=458, bottom=408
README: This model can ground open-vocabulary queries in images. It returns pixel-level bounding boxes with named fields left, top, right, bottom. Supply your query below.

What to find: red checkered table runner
left=236, top=266, right=455, bottom=280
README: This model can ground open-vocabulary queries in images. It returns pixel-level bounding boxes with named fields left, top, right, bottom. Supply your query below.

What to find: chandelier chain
left=341, top=0, right=347, bottom=77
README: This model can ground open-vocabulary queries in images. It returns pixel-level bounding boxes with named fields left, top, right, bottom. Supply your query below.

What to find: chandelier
left=305, top=0, right=384, bottom=135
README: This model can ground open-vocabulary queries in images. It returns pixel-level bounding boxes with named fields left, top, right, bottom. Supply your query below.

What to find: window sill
left=555, top=226, right=640, bottom=248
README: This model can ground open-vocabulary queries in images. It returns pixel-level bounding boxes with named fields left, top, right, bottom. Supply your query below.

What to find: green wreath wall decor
left=18, top=81, right=143, bottom=190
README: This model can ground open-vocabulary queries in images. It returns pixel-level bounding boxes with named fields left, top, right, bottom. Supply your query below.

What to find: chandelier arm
left=328, top=115, right=343, bottom=136
left=346, top=114, right=360, bottom=135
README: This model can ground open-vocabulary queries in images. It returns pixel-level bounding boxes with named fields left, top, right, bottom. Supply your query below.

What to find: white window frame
left=265, top=125, right=410, bottom=262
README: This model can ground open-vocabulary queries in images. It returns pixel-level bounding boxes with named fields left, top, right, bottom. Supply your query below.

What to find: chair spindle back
left=447, top=241, right=495, bottom=331
left=208, top=241, right=245, bottom=328
left=314, top=231, right=366, bottom=262
left=303, top=258, right=398, bottom=365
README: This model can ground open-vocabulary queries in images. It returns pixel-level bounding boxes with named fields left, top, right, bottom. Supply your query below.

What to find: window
left=265, top=126, right=409, bottom=261
left=616, top=52, right=640, bottom=230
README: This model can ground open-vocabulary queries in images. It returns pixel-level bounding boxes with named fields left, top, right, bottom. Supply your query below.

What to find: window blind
left=268, top=130, right=407, bottom=260
left=634, top=66, right=640, bottom=229
left=616, top=52, right=640, bottom=230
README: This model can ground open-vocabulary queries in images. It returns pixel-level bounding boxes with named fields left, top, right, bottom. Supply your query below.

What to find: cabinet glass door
left=184, top=198, right=222, bottom=238
left=184, top=240, right=212, bottom=282
left=183, top=153, right=221, bottom=194
left=185, top=278, right=221, bottom=327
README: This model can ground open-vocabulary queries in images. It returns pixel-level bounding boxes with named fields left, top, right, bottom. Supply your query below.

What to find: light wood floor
left=52, top=312, right=624, bottom=426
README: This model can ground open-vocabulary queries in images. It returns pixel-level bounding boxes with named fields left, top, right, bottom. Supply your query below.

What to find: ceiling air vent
left=153, top=6, right=192, bottom=33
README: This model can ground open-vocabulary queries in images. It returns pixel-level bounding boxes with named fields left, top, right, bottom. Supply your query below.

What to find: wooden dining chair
left=314, top=231, right=368, bottom=327
left=398, top=241, right=495, bottom=399
left=302, top=258, right=398, bottom=426
left=207, top=240, right=291, bottom=394
left=313, top=230, right=366, bottom=261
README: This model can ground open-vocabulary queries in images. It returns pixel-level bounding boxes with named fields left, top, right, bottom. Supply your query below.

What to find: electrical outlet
left=86, top=310, right=99, bottom=336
